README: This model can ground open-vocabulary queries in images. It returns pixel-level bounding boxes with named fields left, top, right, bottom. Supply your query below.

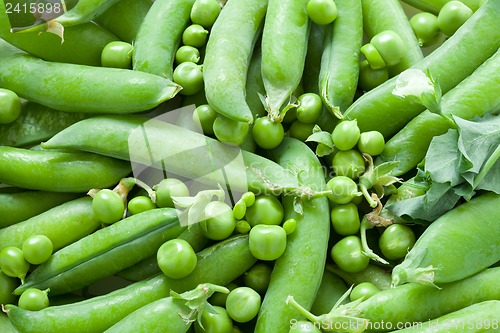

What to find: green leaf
left=305, top=130, right=334, bottom=147
left=424, top=129, right=463, bottom=186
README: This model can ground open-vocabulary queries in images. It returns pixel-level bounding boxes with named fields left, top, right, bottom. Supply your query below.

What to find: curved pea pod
left=319, top=0, right=363, bottom=117
left=289, top=267, right=500, bottom=332
left=4, top=235, right=256, bottom=333
left=391, top=192, right=500, bottom=288
left=0, top=40, right=181, bottom=113
left=361, top=0, right=424, bottom=76
left=255, top=138, right=330, bottom=333
left=392, top=300, right=500, bottom=332
left=0, top=190, right=80, bottom=228
left=261, top=0, right=310, bottom=122
left=94, top=0, right=151, bottom=43
left=378, top=48, right=500, bottom=176
left=343, top=0, right=500, bottom=138
left=133, top=0, right=195, bottom=80
left=245, top=46, right=267, bottom=120
left=14, top=208, right=185, bottom=296
left=0, top=101, right=89, bottom=148
left=401, top=0, right=482, bottom=15
left=0, top=146, right=131, bottom=192
left=0, top=197, right=99, bottom=251
left=203, top=0, right=267, bottom=123
left=0, top=1, right=118, bottom=66
left=41, top=115, right=301, bottom=195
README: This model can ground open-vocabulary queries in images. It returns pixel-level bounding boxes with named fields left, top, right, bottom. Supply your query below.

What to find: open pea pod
left=14, top=208, right=184, bottom=296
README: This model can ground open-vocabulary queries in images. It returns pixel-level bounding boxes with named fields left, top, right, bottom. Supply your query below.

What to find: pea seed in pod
left=249, top=224, right=287, bottom=261
left=18, top=288, right=49, bottom=311
left=22, top=235, right=53, bottom=265
left=190, top=0, right=221, bottom=28
left=225, top=286, right=261, bottom=323
left=0, top=88, right=21, bottom=124
left=157, top=239, right=197, bottom=279
left=331, top=120, right=360, bottom=151
left=245, top=194, right=284, bottom=226
left=200, top=201, right=236, bottom=241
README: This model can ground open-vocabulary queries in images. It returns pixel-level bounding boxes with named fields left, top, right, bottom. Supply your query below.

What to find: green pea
left=0, top=247, right=30, bottom=282
left=176, top=45, right=201, bottom=64
left=127, top=195, right=156, bottom=215
left=182, top=24, right=209, bottom=48
left=350, top=282, right=380, bottom=301
left=22, top=235, right=53, bottom=265
left=190, top=0, right=221, bottom=28
left=0, top=88, right=21, bottom=124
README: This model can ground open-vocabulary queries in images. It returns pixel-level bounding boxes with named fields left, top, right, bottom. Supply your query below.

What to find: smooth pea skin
left=101, top=41, right=133, bottom=68
left=203, top=0, right=267, bottom=123
left=0, top=88, right=21, bottom=124
left=0, top=146, right=131, bottom=192
left=0, top=197, right=101, bottom=252
left=0, top=39, right=181, bottom=113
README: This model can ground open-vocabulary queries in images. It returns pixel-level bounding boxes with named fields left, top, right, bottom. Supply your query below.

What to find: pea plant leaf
left=392, top=69, right=442, bottom=114
left=385, top=112, right=500, bottom=223
left=306, top=125, right=335, bottom=157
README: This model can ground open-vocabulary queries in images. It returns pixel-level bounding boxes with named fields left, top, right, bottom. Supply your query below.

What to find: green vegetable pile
left=1, top=0, right=499, bottom=332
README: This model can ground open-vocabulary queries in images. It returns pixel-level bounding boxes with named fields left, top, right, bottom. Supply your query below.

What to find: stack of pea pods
left=1, top=0, right=500, bottom=332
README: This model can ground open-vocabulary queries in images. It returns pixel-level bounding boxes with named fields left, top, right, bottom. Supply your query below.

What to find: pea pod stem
left=360, top=217, right=389, bottom=265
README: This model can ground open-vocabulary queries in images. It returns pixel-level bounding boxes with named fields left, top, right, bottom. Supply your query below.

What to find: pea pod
left=392, top=192, right=500, bottom=287
left=0, top=40, right=181, bottom=113
left=41, top=115, right=302, bottom=195
left=255, top=138, right=330, bottom=333
left=343, top=0, right=500, bottom=138
left=326, top=263, right=392, bottom=290
left=302, top=23, right=325, bottom=95
left=289, top=267, right=500, bottom=332
left=0, top=197, right=100, bottom=251
left=392, top=300, right=500, bottom=332
left=245, top=46, right=267, bottom=120
left=94, top=0, right=151, bottom=43
left=0, top=1, right=118, bottom=66
left=117, top=223, right=210, bottom=281
left=14, top=208, right=184, bottom=296
left=0, top=101, right=89, bottom=148
left=0, top=146, right=131, bottom=192
left=401, top=0, right=482, bottom=15
left=104, top=283, right=228, bottom=333
left=133, top=0, right=195, bottom=80
left=203, top=0, right=267, bottom=123
left=311, top=269, right=349, bottom=315
left=0, top=314, right=18, bottom=333
left=261, top=0, right=310, bottom=121
left=5, top=235, right=256, bottom=333
left=378, top=48, right=500, bottom=176
left=319, top=0, right=363, bottom=116
left=0, top=190, right=80, bottom=228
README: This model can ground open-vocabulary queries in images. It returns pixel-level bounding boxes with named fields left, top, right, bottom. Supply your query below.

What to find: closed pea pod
left=0, top=146, right=131, bottom=192
left=255, top=138, right=330, bottom=333
left=319, top=0, right=363, bottom=117
left=0, top=197, right=100, bottom=251
left=0, top=190, right=80, bottom=228
left=5, top=235, right=256, bottom=333
left=14, top=208, right=185, bottom=296
left=0, top=40, right=181, bottom=114
left=261, top=0, right=310, bottom=122
left=41, top=115, right=303, bottom=196
left=326, top=263, right=393, bottom=291
left=378, top=48, right=500, bottom=176
left=133, top=0, right=196, bottom=80
left=391, top=192, right=500, bottom=287
left=343, top=0, right=500, bottom=138
left=203, top=0, right=267, bottom=124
